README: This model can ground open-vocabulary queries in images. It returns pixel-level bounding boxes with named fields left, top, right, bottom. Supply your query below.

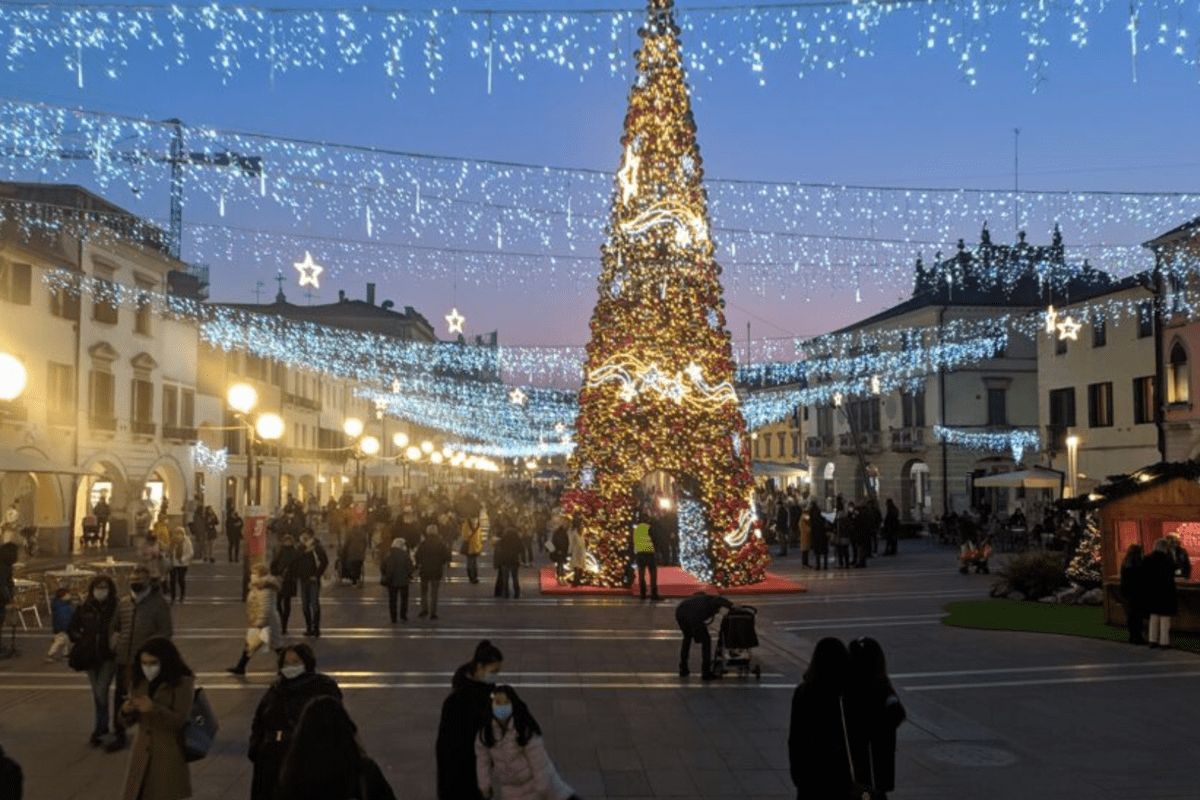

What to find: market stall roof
left=753, top=461, right=809, bottom=477
left=973, top=465, right=1065, bottom=490
left=1076, top=460, right=1200, bottom=507
left=0, top=449, right=87, bottom=475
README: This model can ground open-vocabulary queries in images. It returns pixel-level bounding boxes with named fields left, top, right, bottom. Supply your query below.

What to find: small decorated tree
left=1065, top=510, right=1103, bottom=589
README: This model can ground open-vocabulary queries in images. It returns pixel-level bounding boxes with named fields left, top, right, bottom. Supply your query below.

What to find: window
left=848, top=398, right=881, bottom=433
left=1055, top=334, right=1068, bottom=355
left=1133, top=376, right=1155, bottom=425
left=88, top=370, right=115, bottom=426
left=1048, top=388, right=1076, bottom=451
left=131, top=377, right=154, bottom=434
left=180, top=389, right=195, bottom=427
left=134, top=290, right=153, bottom=335
left=777, top=432, right=786, bottom=457
left=93, top=277, right=119, bottom=325
left=46, top=362, right=74, bottom=423
left=792, top=432, right=799, bottom=456
left=901, top=389, right=926, bottom=428
left=1169, top=342, right=1190, bottom=404
left=49, top=276, right=81, bottom=320
left=987, top=388, right=1007, bottom=426
left=1137, top=301, right=1154, bottom=339
left=1088, top=382, right=1113, bottom=428
left=763, top=435, right=771, bottom=457
left=1092, top=313, right=1106, bottom=348
left=0, top=262, right=32, bottom=305
left=162, top=385, right=178, bottom=428
left=753, top=436, right=760, bottom=458
left=817, top=406, right=834, bottom=439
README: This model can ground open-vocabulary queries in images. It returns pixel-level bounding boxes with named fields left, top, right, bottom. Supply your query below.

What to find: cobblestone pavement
left=1, top=537, right=1195, bottom=799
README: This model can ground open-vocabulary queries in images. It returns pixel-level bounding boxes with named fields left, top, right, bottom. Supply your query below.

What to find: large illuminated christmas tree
left=563, top=0, right=769, bottom=587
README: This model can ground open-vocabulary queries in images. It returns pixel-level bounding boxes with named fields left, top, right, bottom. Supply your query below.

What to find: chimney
left=366, top=283, right=376, bottom=305
left=338, top=289, right=345, bottom=302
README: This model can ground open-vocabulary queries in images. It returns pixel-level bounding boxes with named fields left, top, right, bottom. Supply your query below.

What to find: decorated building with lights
left=803, top=225, right=1115, bottom=520
left=562, top=0, right=769, bottom=588
left=0, top=181, right=213, bottom=553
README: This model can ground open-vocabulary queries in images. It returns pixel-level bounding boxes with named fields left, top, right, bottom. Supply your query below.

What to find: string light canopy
left=2, top=1, right=1197, bottom=91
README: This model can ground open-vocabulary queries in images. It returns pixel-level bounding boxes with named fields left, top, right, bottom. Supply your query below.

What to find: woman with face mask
left=247, top=643, right=342, bottom=800
left=117, top=636, right=193, bottom=800
left=437, top=640, right=504, bottom=800
left=67, top=575, right=119, bottom=746
left=475, top=685, right=577, bottom=800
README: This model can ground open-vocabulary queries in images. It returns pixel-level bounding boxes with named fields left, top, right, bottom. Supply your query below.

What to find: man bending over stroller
left=675, top=591, right=734, bottom=680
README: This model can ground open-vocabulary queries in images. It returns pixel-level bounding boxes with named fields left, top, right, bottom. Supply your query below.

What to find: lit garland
left=0, top=1, right=1196, bottom=89
left=562, top=0, right=769, bottom=589
left=932, top=424, right=1042, bottom=463
left=193, top=441, right=228, bottom=474
left=3, top=99, right=1199, bottom=297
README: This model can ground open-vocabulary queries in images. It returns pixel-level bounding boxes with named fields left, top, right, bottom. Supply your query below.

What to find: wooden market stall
left=1089, top=462, right=1200, bottom=633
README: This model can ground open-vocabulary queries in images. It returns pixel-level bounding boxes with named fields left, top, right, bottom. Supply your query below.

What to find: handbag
left=839, top=697, right=881, bottom=800
left=183, top=686, right=219, bottom=762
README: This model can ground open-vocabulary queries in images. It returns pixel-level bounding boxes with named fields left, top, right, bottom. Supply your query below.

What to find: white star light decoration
left=1056, top=316, right=1082, bottom=340
left=293, top=251, right=324, bottom=288
left=445, top=307, right=465, bottom=334
left=509, top=387, right=527, bottom=406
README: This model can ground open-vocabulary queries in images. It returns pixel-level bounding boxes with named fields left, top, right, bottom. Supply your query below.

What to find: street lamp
left=0, top=352, right=28, bottom=401
left=227, top=383, right=283, bottom=506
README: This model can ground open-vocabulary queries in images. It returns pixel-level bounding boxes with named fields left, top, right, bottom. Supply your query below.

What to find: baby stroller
left=712, top=605, right=762, bottom=679
left=958, top=538, right=993, bottom=574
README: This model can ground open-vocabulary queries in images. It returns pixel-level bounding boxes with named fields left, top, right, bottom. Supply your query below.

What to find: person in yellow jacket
left=632, top=512, right=662, bottom=601
left=462, top=516, right=484, bottom=585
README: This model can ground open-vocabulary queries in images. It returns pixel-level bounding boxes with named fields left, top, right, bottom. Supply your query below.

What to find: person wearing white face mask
left=107, top=566, right=173, bottom=753
left=67, top=575, right=120, bottom=746
left=247, top=643, right=342, bottom=800
left=117, top=636, right=194, bottom=800
left=474, top=685, right=577, bottom=800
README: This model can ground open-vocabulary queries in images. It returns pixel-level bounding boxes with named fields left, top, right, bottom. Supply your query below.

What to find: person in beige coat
left=228, top=563, right=283, bottom=675
left=118, top=636, right=193, bottom=800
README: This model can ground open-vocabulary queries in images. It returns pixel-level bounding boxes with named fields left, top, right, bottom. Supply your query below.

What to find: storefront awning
left=0, top=449, right=87, bottom=475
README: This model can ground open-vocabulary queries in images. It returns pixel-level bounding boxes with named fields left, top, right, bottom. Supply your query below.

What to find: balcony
left=163, top=424, right=198, bottom=442
left=859, top=430, right=883, bottom=454
left=131, top=420, right=156, bottom=437
left=89, top=415, right=117, bottom=432
left=282, top=392, right=322, bottom=412
left=891, top=427, right=927, bottom=453
left=805, top=435, right=831, bottom=456
left=838, top=433, right=857, bottom=454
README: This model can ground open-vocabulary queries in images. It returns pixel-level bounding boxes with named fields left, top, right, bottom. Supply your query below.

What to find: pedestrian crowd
left=755, top=487, right=901, bottom=570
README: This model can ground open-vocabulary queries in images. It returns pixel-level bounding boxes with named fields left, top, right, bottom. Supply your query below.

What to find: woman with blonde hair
left=166, top=527, right=194, bottom=604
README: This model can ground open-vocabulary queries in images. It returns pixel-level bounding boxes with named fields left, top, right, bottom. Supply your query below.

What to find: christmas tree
left=1065, top=510, right=1103, bottom=589
left=562, top=0, right=769, bottom=587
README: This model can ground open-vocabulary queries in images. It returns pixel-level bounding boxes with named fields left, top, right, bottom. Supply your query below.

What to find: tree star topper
left=445, top=307, right=465, bottom=334
left=293, top=251, right=324, bottom=288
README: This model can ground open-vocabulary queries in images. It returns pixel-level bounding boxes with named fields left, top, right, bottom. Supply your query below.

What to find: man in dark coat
left=493, top=527, right=522, bottom=599
left=106, top=566, right=173, bottom=751
left=882, top=498, right=901, bottom=556
left=341, top=525, right=369, bottom=586
left=675, top=591, right=734, bottom=679
left=415, top=525, right=451, bottom=620
left=288, top=531, right=329, bottom=637
left=1143, top=539, right=1179, bottom=648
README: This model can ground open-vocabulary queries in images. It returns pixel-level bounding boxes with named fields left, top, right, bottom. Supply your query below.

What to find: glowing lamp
left=226, top=382, right=257, bottom=414
left=343, top=417, right=364, bottom=438
left=255, top=412, right=284, bottom=441
left=360, top=435, right=380, bottom=456
left=0, top=353, right=27, bottom=401
left=406, top=445, right=422, bottom=461
left=392, top=431, right=409, bottom=448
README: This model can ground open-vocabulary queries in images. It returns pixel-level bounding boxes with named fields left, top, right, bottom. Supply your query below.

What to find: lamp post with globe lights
left=226, top=383, right=283, bottom=506
left=0, top=352, right=28, bottom=403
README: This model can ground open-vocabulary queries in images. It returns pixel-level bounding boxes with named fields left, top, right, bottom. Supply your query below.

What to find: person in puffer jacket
left=475, top=685, right=576, bottom=800
left=227, top=563, right=283, bottom=676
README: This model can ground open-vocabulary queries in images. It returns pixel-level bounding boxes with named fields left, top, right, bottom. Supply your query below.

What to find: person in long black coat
left=270, top=536, right=300, bottom=635
left=788, top=637, right=855, bottom=800
left=1143, top=538, right=1179, bottom=648
left=436, top=640, right=504, bottom=800
left=808, top=502, right=828, bottom=570
left=248, top=643, right=342, bottom=800
left=1119, top=543, right=1147, bottom=645
left=882, top=499, right=900, bottom=556
left=846, top=637, right=906, bottom=799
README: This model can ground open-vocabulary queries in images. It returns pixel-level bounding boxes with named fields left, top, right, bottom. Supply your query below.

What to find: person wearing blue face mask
left=437, top=640, right=504, bottom=800
left=474, top=685, right=577, bottom=800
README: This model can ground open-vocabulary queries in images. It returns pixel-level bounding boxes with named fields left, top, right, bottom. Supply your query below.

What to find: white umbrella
left=973, top=466, right=1065, bottom=491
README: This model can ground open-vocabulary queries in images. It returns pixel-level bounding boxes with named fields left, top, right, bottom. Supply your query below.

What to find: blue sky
left=3, top=1, right=1198, bottom=349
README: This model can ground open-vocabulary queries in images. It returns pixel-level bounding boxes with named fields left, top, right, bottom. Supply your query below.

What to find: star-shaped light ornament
left=293, top=251, right=324, bottom=288
left=1056, top=316, right=1082, bottom=341
left=617, top=144, right=640, bottom=204
left=508, top=387, right=527, bottom=406
left=618, top=382, right=638, bottom=403
left=445, top=307, right=465, bottom=334
left=390, top=379, right=401, bottom=394
left=685, top=363, right=704, bottom=383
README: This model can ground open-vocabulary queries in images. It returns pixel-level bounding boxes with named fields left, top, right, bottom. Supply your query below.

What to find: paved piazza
left=1, top=539, right=1195, bottom=799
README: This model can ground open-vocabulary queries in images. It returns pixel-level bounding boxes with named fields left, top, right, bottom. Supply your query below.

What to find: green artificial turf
left=941, top=599, right=1200, bottom=655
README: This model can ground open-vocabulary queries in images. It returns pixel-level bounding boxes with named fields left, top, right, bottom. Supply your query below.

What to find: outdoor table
left=10, top=578, right=50, bottom=627
left=86, top=559, right=139, bottom=591
left=42, top=567, right=98, bottom=596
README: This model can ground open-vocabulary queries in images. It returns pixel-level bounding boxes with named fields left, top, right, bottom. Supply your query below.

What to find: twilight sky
left=3, top=0, right=1198, bottom=353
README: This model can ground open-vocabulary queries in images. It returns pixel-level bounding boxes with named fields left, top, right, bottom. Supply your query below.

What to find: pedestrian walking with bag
left=117, top=636, right=194, bottom=800
left=275, top=695, right=395, bottom=800
left=107, top=566, right=173, bottom=753
left=228, top=563, right=283, bottom=676
left=788, top=637, right=857, bottom=800
left=379, top=537, right=414, bottom=623
left=247, top=643, right=342, bottom=800
left=438, top=640, right=505, bottom=800
left=475, top=684, right=578, bottom=800
left=67, top=575, right=119, bottom=746
left=846, top=637, right=906, bottom=800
